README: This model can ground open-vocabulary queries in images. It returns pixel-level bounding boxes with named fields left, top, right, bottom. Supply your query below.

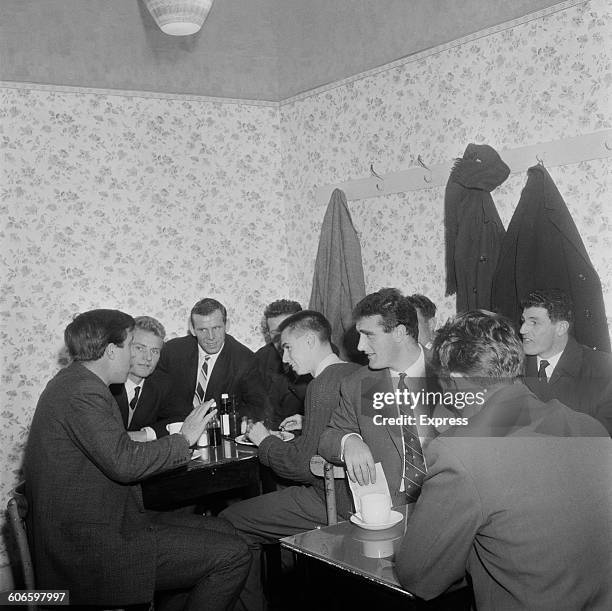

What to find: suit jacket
left=523, top=336, right=612, bottom=435
left=258, top=362, right=360, bottom=518
left=395, top=383, right=612, bottom=610
left=254, top=342, right=311, bottom=430
left=318, top=363, right=440, bottom=509
left=157, top=333, right=271, bottom=422
left=110, top=371, right=183, bottom=438
left=24, top=362, right=191, bottom=606
left=492, top=164, right=610, bottom=351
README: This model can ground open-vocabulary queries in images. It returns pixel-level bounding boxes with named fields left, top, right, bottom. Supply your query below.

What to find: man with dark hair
left=110, top=315, right=183, bottom=440
left=25, top=309, right=250, bottom=610
left=396, top=310, right=611, bottom=610
left=520, top=288, right=612, bottom=434
left=407, top=293, right=438, bottom=357
left=158, top=297, right=270, bottom=422
left=221, top=310, right=359, bottom=611
left=254, top=299, right=311, bottom=430
left=319, top=288, right=440, bottom=507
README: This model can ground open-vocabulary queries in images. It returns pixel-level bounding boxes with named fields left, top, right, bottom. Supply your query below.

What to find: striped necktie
left=127, top=386, right=140, bottom=427
left=398, top=372, right=426, bottom=503
left=537, top=359, right=550, bottom=382
left=194, top=355, right=211, bottom=407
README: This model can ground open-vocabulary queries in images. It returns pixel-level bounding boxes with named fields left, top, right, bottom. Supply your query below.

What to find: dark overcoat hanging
left=492, top=164, right=610, bottom=351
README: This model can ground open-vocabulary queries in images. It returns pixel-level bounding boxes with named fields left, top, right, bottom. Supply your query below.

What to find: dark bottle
left=228, top=394, right=240, bottom=439
left=207, top=413, right=221, bottom=446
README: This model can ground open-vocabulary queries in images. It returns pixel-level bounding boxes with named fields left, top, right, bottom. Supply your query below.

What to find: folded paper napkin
left=348, top=462, right=391, bottom=513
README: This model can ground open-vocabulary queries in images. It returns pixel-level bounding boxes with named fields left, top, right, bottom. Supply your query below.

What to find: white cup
left=166, top=422, right=183, bottom=435
left=360, top=493, right=392, bottom=525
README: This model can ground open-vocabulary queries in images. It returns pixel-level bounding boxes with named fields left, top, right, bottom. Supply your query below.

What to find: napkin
left=348, top=462, right=391, bottom=513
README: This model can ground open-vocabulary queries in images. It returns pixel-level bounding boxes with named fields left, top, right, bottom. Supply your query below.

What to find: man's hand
left=279, top=414, right=303, bottom=432
left=128, top=430, right=148, bottom=442
left=344, top=436, right=376, bottom=486
left=180, top=400, right=216, bottom=446
left=246, top=421, right=270, bottom=446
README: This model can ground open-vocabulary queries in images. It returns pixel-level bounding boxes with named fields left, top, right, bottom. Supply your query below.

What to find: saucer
left=270, top=430, right=295, bottom=442
left=191, top=449, right=203, bottom=460
left=235, top=435, right=256, bottom=446
left=350, top=510, right=403, bottom=531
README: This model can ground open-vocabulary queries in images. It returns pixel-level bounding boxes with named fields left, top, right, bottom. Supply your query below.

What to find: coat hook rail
left=315, top=129, right=612, bottom=204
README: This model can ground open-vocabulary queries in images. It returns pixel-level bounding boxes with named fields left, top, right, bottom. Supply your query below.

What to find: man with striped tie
left=158, top=298, right=270, bottom=423
left=319, top=288, right=440, bottom=509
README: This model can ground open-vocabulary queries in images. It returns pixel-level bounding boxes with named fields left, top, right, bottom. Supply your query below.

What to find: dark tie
left=398, top=373, right=426, bottom=503
left=129, top=385, right=141, bottom=410
left=194, top=356, right=211, bottom=406
left=537, top=359, right=550, bottom=382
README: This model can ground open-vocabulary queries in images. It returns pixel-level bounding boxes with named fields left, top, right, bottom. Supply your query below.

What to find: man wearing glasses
left=110, top=315, right=182, bottom=440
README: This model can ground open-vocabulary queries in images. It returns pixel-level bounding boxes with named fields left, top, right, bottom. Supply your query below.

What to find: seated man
left=319, top=288, right=440, bottom=505
left=110, top=315, right=182, bottom=441
left=221, top=310, right=359, bottom=611
left=24, top=309, right=250, bottom=610
left=396, top=310, right=612, bottom=609
left=158, top=297, right=271, bottom=422
left=520, top=288, right=612, bottom=434
left=254, top=299, right=311, bottom=430
left=407, top=293, right=437, bottom=359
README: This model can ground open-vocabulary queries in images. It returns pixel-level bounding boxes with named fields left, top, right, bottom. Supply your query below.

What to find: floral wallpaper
left=0, top=89, right=285, bottom=575
left=1, top=0, right=611, bottom=583
left=280, top=0, right=611, bottom=332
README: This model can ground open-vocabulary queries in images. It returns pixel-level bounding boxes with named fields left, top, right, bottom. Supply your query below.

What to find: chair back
left=309, top=455, right=345, bottom=525
left=7, top=482, right=36, bottom=610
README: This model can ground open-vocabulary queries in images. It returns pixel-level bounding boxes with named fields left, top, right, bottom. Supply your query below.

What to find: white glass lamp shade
left=144, top=0, right=214, bottom=36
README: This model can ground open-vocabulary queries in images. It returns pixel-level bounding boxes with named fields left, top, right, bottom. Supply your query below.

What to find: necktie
left=194, top=356, right=211, bottom=406
left=398, top=373, right=426, bottom=503
left=129, top=386, right=141, bottom=410
left=537, top=359, right=550, bottom=382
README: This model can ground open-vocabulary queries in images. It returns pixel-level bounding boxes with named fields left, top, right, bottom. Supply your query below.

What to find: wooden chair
left=309, top=455, right=346, bottom=525
left=7, top=482, right=36, bottom=610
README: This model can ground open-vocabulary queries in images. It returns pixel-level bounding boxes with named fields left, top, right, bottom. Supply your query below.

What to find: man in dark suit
left=520, top=288, right=612, bottom=435
left=110, top=315, right=182, bottom=440
left=319, top=288, right=440, bottom=507
left=221, top=310, right=359, bottom=611
left=396, top=310, right=612, bottom=610
left=24, top=309, right=250, bottom=610
left=158, top=298, right=270, bottom=422
left=254, top=299, right=311, bottom=430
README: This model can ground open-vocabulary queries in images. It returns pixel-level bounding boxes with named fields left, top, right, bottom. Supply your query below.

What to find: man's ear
left=224, top=319, right=230, bottom=333
left=428, top=317, right=437, bottom=334
left=393, top=324, right=407, bottom=342
left=556, top=320, right=570, bottom=336
left=105, top=343, right=116, bottom=360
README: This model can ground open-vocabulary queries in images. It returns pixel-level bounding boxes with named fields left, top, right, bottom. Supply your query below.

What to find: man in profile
left=520, top=288, right=612, bottom=434
left=221, top=310, right=359, bottom=611
left=254, top=299, right=311, bottom=430
left=158, top=298, right=270, bottom=422
left=396, top=310, right=611, bottom=609
left=319, top=288, right=440, bottom=505
left=25, top=309, right=250, bottom=610
left=110, top=315, right=182, bottom=440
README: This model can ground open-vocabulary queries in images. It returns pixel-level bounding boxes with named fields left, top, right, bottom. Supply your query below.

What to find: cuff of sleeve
left=141, top=426, right=157, bottom=441
left=340, top=432, right=363, bottom=461
left=257, top=435, right=282, bottom=467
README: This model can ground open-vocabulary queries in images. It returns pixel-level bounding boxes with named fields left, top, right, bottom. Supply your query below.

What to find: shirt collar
left=537, top=350, right=562, bottom=373
left=390, top=344, right=426, bottom=379
left=198, top=343, right=224, bottom=369
left=314, top=353, right=344, bottom=378
left=125, top=377, right=144, bottom=397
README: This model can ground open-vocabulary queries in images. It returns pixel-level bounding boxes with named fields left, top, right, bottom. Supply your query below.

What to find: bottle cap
left=221, top=393, right=229, bottom=399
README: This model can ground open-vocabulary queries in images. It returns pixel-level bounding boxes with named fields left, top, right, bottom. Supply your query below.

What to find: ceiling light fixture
left=144, top=0, right=215, bottom=36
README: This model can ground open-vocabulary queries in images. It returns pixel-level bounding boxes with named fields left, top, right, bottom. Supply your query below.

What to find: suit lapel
left=129, top=379, right=152, bottom=431
left=548, top=338, right=581, bottom=386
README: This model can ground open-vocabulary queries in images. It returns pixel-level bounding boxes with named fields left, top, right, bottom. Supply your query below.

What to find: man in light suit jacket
left=110, top=315, right=183, bottom=440
left=319, top=288, right=440, bottom=507
left=520, top=288, right=612, bottom=435
left=158, top=298, right=271, bottom=422
left=24, top=309, right=250, bottom=610
left=395, top=311, right=612, bottom=610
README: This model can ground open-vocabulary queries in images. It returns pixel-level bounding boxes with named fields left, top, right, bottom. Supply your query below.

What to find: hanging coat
left=309, top=188, right=366, bottom=360
left=444, top=143, right=510, bottom=312
left=491, top=164, right=610, bottom=351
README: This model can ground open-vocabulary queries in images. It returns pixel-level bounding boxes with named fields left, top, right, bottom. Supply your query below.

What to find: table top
left=187, top=438, right=258, bottom=470
left=281, top=504, right=415, bottom=597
